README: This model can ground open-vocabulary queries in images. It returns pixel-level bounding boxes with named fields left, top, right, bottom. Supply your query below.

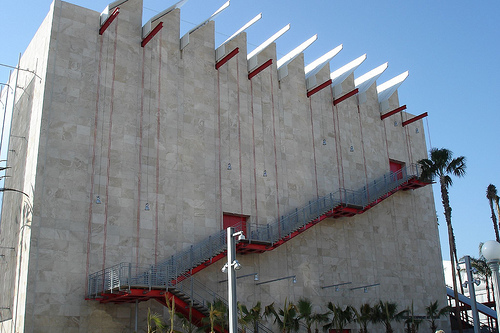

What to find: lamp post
left=460, top=255, right=480, bottom=333
left=222, top=227, right=244, bottom=333
left=481, top=240, right=500, bottom=324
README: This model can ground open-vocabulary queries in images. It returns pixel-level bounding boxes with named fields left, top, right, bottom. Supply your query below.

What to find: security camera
left=233, top=231, right=246, bottom=241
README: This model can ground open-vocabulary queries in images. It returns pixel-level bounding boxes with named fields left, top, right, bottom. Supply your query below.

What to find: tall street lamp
left=481, top=240, right=500, bottom=323
left=221, top=227, right=245, bottom=333
left=460, top=255, right=480, bottom=333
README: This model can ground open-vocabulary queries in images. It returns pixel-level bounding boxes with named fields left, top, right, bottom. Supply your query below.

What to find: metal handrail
left=88, top=164, right=423, bottom=330
left=87, top=263, right=273, bottom=332
left=89, top=164, right=422, bottom=298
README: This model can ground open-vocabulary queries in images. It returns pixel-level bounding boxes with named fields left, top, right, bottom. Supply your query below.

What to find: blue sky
left=1, top=0, right=499, bottom=261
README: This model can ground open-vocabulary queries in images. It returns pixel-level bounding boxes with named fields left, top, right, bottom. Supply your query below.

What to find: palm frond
left=442, top=175, right=453, bottom=188
left=447, top=156, right=466, bottom=177
left=487, top=184, right=498, bottom=199
left=417, top=158, right=436, bottom=181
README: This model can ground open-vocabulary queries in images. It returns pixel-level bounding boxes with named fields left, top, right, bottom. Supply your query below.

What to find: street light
left=481, top=240, right=500, bottom=322
left=222, top=227, right=245, bottom=333
left=459, top=256, right=480, bottom=333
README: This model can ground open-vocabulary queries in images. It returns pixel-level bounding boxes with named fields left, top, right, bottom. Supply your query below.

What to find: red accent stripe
left=217, top=71, right=223, bottom=229
left=380, top=105, right=407, bottom=120
left=331, top=86, right=345, bottom=191
left=85, top=33, right=104, bottom=297
left=99, top=7, right=119, bottom=35
left=250, top=81, right=259, bottom=225
left=248, top=59, right=273, bottom=80
left=215, top=47, right=239, bottom=70
left=270, top=70, right=281, bottom=237
left=405, top=124, right=413, bottom=164
left=402, top=112, right=428, bottom=126
left=307, top=79, right=332, bottom=98
left=136, top=48, right=145, bottom=268
left=309, top=99, right=319, bottom=198
left=357, top=104, right=369, bottom=196
left=155, top=30, right=162, bottom=265
left=237, top=56, right=244, bottom=216
left=141, top=22, right=163, bottom=47
left=382, top=120, right=390, bottom=165
left=333, top=88, right=359, bottom=105
left=102, top=21, right=119, bottom=272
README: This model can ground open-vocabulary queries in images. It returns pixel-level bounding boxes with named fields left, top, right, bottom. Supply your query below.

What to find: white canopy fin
left=247, top=24, right=290, bottom=70
left=355, top=62, right=388, bottom=94
left=181, top=1, right=230, bottom=50
left=330, top=54, right=366, bottom=87
left=377, top=71, right=409, bottom=103
left=142, top=0, right=189, bottom=38
left=220, top=13, right=262, bottom=47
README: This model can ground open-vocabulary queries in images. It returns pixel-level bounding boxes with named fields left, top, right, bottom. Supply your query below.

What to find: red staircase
left=87, top=165, right=431, bottom=331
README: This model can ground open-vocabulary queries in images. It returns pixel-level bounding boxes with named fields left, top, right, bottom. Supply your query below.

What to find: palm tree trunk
left=453, top=242, right=467, bottom=299
left=495, top=197, right=500, bottom=240
left=440, top=178, right=463, bottom=333
left=431, top=320, right=437, bottom=332
left=489, top=199, right=500, bottom=241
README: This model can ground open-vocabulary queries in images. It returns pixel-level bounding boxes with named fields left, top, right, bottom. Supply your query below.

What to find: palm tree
left=265, top=299, right=300, bottom=333
left=165, top=296, right=182, bottom=333
left=175, top=311, right=196, bottom=333
left=147, top=307, right=166, bottom=333
left=495, top=194, right=500, bottom=237
left=418, top=147, right=466, bottom=333
left=237, top=303, right=250, bottom=333
left=371, top=301, right=407, bottom=333
left=297, top=298, right=314, bottom=333
left=238, top=301, right=267, bottom=333
left=311, top=312, right=329, bottom=333
left=297, top=298, right=328, bottom=333
left=199, top=299, right=228, bottom=333
left=486, top=184, right=499, bottom=242
left=404, top=302, right=422, bottom=333
left=353, top=303, right=374, bottom=333
left=324, top=302, right=354, bottom=333
left=425, top=301, right=450, bottom=333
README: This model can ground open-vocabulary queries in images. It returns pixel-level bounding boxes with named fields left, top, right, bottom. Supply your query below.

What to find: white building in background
left=443, top=259, right=496, bottom=331
left=443, top=260, right=490, bottom=304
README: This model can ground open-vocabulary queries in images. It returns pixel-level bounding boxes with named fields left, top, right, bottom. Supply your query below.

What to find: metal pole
left=487, top=260, right=500, bottom=326
left=464, top=256, right=479, bottom=333
left=0, top=77, right=11, bottom=152
left=227, top=227, right=237, bottom=333
left=135, top=300, right=139, bottom=332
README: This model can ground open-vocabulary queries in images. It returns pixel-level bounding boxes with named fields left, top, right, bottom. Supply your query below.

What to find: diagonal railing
left=87, top=263, right=273, bottom=332
left=245, top=163, right=424, bottom=244
left=88, top=164, right=428, bottom=330
left=89, top=164, right=426, bottom=296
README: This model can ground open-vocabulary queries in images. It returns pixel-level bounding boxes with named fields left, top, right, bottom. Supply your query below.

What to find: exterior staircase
left=87, top=164, right=431, bottom=331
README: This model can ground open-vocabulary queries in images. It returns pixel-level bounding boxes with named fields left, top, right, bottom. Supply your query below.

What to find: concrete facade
left=0, top=0, right=449, bottom=332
